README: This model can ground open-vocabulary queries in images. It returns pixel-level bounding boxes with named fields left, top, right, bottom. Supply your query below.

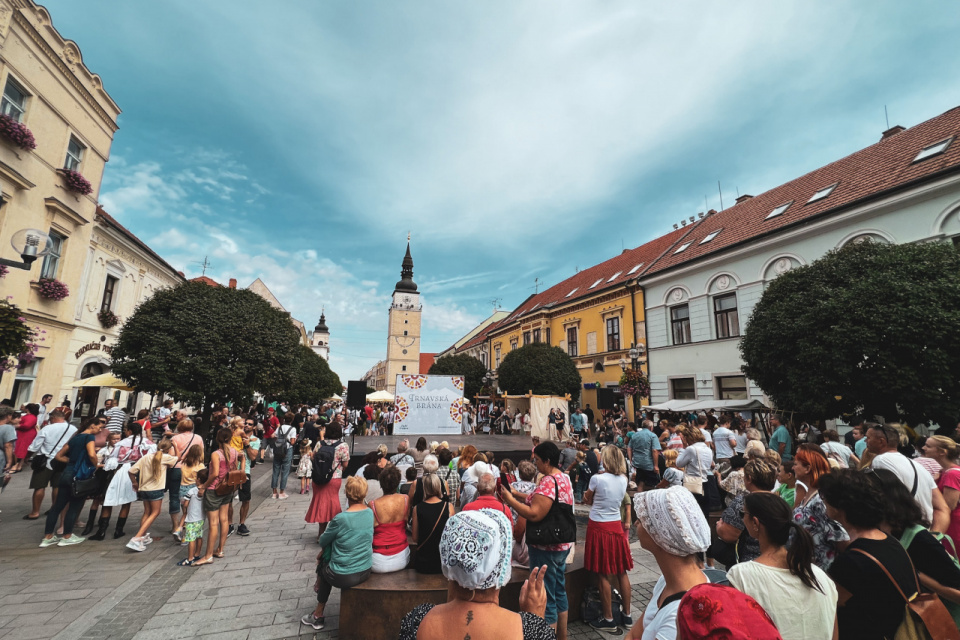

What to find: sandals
left=192, top=558, right=213, bottom=567
left=213, top=551, right=225, bottom=559
left=176, top=558, right=194, bottom=566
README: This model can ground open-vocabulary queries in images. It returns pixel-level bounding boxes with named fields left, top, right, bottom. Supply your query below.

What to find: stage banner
left=394, top=374, right=465, bottom=435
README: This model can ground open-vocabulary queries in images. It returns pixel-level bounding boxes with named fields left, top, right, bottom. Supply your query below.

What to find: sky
left=44, top=0, right=960, bottom=382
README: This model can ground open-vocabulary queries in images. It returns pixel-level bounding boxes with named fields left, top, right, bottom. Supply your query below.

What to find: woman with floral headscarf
left=398, top=509, right=555, bottom=640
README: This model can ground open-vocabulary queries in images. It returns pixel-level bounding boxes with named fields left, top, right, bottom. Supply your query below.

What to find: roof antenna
left=736, top=186, right=740, bottom=199
left=717, top=180, right=724, bottom=211
left=884, top=105, right=890, bottom=130
left=529, top=277, right=542, bottom=294
left=194, top=256, right=212, bottom=276
left=704, top=195, right=709, bottom=212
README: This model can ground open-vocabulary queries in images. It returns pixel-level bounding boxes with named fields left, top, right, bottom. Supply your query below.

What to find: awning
left=325, top=394, right=342, bottom=401
left=366, top=390, right=395, bottom=402
left=645, top=399, right=697, bottom=412
left=70, top=373, right=134, bottom=391
left=647, top=398, right=770, bottom=412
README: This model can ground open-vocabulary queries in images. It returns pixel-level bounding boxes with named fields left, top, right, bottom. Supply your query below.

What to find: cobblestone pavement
left=0, top=465, right=663, bottom=640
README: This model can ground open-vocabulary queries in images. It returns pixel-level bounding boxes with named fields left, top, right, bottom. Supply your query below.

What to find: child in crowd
left=399, top=466, right=418, bottom=495
left=776, top=460, right=796, bottom=508
left=178, top=468, right=207, bottom=566
left=718, top=456, right=748, bottom=506
left=658, top=449, right=684, bottom=488
left=500, top=459, right=517, bottom=485
left=127, top=438, right=177, bottom=552
left=297, top=440, right=313, bottom=495
left=574, top=451, right=589, bottom=502
left=172, top=444, right=205, bottom=542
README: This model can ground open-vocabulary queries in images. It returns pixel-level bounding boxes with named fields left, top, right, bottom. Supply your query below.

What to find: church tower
left=385, top=238, right=421, bottom=394
left=311, top=310, right=330, bottom=361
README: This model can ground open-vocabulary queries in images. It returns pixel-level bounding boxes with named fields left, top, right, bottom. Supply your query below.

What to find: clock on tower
left=385, top=238, right=422, bottom=395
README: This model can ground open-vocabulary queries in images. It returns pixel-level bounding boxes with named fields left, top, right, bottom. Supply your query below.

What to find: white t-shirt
left=588, top=473, right=627, bottom=523
left=699, top=427, right=713, bottom=444
left=713, top=426, right=736, bottom=459
left=184, top=486, right=204, bottom=523
left=734, top=432, right=749, bottom=454
left=820, top=441, right=854, bottom=466
left=641, top=576, right=681, bottom=640
left=728, top=562, right=837, bottom=640
left=870, top=452, right=936, bottom=523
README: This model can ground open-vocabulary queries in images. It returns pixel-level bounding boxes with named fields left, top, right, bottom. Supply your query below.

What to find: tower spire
left=394, top=236, right=417, bottom=293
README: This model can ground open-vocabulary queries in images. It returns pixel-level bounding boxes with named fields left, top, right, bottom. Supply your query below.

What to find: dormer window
left=913, top=137, right=953, bottom=163
left=628, top=263, right=643, bottom=274
left=765, top=201, right=792, bottom=220
left=565, top=287, right=579, bottom=298
left=807, top=183, right=837, bottom=204
left=700, top=229, right=722, bottom=245
left=589, top=278, right=603, bottom=289
left=606, top=271, right=622, bottom=283
left=674, top=242, right=691, bottom=254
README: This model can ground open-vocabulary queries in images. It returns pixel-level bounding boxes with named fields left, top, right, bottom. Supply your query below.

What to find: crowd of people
left=5, top=393, right=960, bottom=639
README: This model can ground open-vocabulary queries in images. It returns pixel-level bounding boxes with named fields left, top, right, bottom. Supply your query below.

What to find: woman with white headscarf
left=627, top=486, right=712, bottom=640
left=398, top=509, right=555, bottom=640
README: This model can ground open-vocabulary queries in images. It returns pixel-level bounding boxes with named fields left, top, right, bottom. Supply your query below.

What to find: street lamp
left=629, top=342, right=645, bottom=370
left=2, top=228, right=53, bottom=270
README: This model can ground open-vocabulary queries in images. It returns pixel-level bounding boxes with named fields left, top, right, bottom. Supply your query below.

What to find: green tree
left=285, top=345, right=343, bottom=406
left=740, top=241, right=960, bottom=425
left=497, top=342, right=581, bottom=402
left=111, top=280, right=302, bottom=431
left=428, top=353, right=487, bottom=399
left=0, top=298, right=37, bottom=371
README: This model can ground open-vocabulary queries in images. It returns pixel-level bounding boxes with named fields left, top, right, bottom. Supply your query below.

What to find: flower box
left=0, top=114, right=37, bottom=151
left=34, top=277, right=70, bottom=301
left=59, top=169, right=93, bottom=196
left=98, top=309, right=119, bottom=329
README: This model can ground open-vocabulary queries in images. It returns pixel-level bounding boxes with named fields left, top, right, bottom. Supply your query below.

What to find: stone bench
left=339, top=543, right=587, bottom=640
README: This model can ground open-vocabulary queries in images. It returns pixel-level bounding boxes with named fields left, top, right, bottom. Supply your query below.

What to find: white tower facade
left=311, top=311, right=330, bottom=361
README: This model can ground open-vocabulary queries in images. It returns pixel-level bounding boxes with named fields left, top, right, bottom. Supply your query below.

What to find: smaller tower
left=311, top=309, right=330, bottom=361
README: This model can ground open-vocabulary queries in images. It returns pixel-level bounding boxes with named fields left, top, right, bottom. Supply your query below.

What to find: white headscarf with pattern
left=634, top=486, right=711, bottom=556
left=439, top=509, right=512, bottom=590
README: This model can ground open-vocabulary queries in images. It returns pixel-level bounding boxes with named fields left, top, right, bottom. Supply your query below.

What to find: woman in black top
left=412, top=473, right=452, bottom=573
left=39, top=417, right=103, bottom=547
left=869, top=467, right=960, bottom=625
left=821, top=469, right=919, bottom=640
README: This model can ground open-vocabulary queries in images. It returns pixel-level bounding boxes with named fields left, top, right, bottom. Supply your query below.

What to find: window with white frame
left=567, top=327, right=578, bottom=356
left=101, top=275, right=119, bottom=312
left=40, top=230, right=66, bottom=280
left=671, top=377, right=696, bottom=400
left=717, top=375, right=748, bottom=400
left=510, top=338, right=518, bottom=351
left=1, top=77, right=27, bottom=122
left=495, top=345, right=501, bottom=368
left=670, top=304, right=691, bottom=345
left=765, top=201, right=792, bottom=220
left=914, top=138, right=952, bottom=163
left=12, top=359, right=40, bottom=407
left=807, top=184, right=837, bottom=204
left=714, top=293, right=740, bottom=338
left=64, top=136, right=85, bottom=171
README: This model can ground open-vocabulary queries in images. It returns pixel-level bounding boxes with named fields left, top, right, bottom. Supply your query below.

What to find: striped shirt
left=104, top=407, right=127, bottom=434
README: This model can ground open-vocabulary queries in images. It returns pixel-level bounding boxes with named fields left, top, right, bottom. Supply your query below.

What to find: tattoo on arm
left=466, top=611, right=473, bottom=626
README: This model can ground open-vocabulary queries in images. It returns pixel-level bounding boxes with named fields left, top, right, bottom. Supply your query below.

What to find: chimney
left=881, top=125, right=905, bottom=140
left=735, top=194, right=754, bottom=204
left=228, top=278, right=237, bottom=289
left=707, top=209, right=718, bottom=216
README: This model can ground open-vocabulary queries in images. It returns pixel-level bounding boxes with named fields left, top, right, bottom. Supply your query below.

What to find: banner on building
left=393, top=374, right=465, bottom=435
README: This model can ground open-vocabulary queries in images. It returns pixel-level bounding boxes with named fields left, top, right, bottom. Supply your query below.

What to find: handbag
left=853, top=548, right=960, bottom=640
left=215, top=449, right=245, bottom=496
left=526, top=475, right=577, bottom=547
left=683, top=445, right=705, bottom=495
left=30, top=425, right=71, bottom=472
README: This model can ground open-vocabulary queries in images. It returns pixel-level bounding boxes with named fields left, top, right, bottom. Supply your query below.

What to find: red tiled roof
left=487, top=226, right=693, bottom=337
left=419, top=353, right=437, bottom=373
left=95, top=206, right=185, bottom=280
left=459, top=310, right=515, bottom=351
left=645, top=106, right=960, bottom=276
left=190, top=276, right=221, bottom=287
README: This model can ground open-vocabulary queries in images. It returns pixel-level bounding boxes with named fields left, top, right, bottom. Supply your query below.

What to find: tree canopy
left=111, top=281, right=304, bottom=415
left=428, top=353, right=487, bottom=399
left=497, top=342, right=581, bottom=402
left=285, top=345, right=342, bottom=406
left=740, top=241, right=960, bottom=425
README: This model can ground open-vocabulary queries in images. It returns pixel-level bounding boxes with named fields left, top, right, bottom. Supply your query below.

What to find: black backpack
left=272, top=425, right=291, bottom=458
left=312, top=440, right=342, bottom=485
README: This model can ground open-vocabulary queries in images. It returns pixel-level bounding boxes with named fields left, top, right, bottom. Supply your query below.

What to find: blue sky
left=45, top=0, right=960, bottom=381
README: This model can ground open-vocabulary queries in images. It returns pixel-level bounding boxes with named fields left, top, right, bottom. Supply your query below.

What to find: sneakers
left=278, top=493, right=289, bottom=500
left=620, top=614, right=634, bottom=629
left=227, top=525, right=235, bottom=537
left=57, top=535, right=85, bottom=547
left=39, top=535, right=61, bottom=548
left=237, top=524, right=250, bottom=536
left=142, top=533, right=153, bottom=545
left=300, top=614, right=325, bottom=630
left=172, top=529, right=182, bottom=543
left=126, top=538, right=146, bottom=552
left=589, top=618, right=619, bottom=632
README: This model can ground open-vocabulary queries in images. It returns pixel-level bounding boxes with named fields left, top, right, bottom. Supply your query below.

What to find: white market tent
left=366, top=390, right=395, bottom=402
left=325, top=394, right=342, bottom=401
left=646, top=398, right=770, bottom=413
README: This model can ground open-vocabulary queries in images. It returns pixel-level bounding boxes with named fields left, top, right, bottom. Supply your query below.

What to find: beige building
left=383, top=241, right=421, bottom=394
left=66, top=207, right=183, bottom=420
left=245, top=277, right=310, bottom=346
left=363, top=359, right=387, bottom=392
left=0, top=1, right=121, bottom=408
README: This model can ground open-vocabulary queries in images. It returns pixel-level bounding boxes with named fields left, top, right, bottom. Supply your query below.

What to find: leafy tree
left=497, top=342, right=581, bottom=402
left=111, top=281, right=302, bottom=431
left=0, top=298, right=39, bottom=371
left=366, top=385, right=376, bottom=394
left=429, top=353, right=487, bottom=399
left=285, top=345, right=342, bottom=406
left=740, top=241, right=960, bottom=426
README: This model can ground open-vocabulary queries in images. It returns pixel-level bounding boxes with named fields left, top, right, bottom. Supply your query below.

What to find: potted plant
left=618, top=368, right=650, bottom=401
left=98, top=309, right=119, bottom=328
left=0, top=264, right=8, bottom=279
left=58, top=168, right=93, bottom=196
left=0, top=114, right=37, bottom=151
left=0, top=298, right=41, bottom=372
left=34, top=277, right=70, bottom=301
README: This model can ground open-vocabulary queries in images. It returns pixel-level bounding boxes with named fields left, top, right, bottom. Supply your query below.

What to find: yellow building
left=478, top=227, right=690, bottom=416
left=383, top=241, right=421, bottom=395
left=0, top=1, right=121, bottom=407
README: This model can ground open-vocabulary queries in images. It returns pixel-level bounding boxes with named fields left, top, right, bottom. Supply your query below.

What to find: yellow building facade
left=0, top=1, right=121, bottom=407
left=384, top=242, right=421, bottom=395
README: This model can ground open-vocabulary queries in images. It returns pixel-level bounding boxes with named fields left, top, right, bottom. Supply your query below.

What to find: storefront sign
left=75, top=342, right=113, bottom=359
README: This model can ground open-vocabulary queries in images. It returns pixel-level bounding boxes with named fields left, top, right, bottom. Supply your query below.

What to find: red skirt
left=584, top=518, right=634, bottom=575
left=305, top=478, right=342, bottom=524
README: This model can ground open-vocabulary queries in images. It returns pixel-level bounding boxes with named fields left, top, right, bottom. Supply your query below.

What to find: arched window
left=594, top=361, right=605, bottom=373
left=80, top=362, right=105, bottom=379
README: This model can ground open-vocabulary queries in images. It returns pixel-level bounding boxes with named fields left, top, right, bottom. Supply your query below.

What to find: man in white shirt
left=697, top=416, right=714, bottom=453
left=712, top=416, right=737, bottom=466
left=866, top=423, right=950, bottom=531
left=25, top=410, right=77, bottom=519
left=36, top=394, right=53, bottom=428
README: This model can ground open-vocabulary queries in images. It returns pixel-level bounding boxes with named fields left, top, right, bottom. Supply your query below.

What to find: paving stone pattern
left=0, top=458, right=663, bottom=640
